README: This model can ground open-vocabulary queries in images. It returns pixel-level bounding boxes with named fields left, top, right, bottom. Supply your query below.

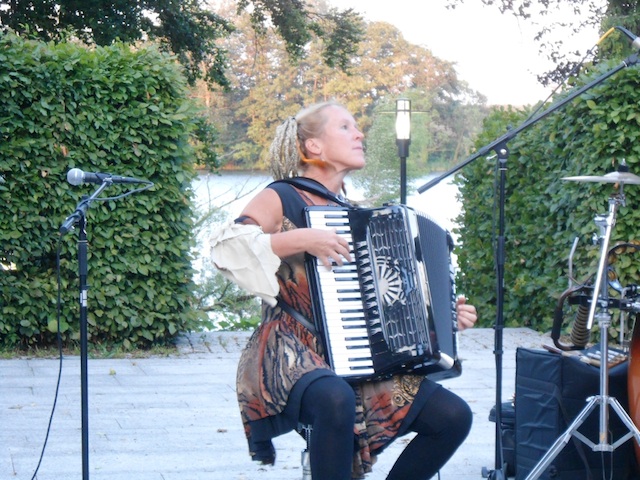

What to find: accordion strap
left=276, top=297, right=317, bottom=335
left=274, top=177, right=352, bottom=207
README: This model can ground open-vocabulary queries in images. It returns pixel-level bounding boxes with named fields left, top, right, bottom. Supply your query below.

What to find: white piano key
left=325, top=331, right=369, bottom=343
left=326, top=322, right=367, bottom=331
left=317, top=273, right=359, bottom=282
left=330, top=332, right=369, bottom=344
left=330, top=351, right=374, bottom=362
left=336, top=340, right=371, bottom=349
left=322, top=314, right=365, bottom=323
left=333, top=358, right=375, bottom=368
left=337, top=327, right=369, bottom=337
left=327, top=339, right=370, bottom=350
left=333, top=367, right=374, bottom=376
left=328, top=346, right=371, bottom=356
left=321, top=310, right=365, bottom=318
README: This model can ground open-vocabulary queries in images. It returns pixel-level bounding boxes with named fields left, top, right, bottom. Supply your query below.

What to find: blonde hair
left=268, top=100, right=344, bottom=180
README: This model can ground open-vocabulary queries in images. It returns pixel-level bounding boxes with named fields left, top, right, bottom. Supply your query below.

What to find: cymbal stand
left=525, top=188, right=640, bottom=480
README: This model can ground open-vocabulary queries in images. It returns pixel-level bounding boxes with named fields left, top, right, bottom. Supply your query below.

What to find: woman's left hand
left=456, top=296, right=477, bottom=332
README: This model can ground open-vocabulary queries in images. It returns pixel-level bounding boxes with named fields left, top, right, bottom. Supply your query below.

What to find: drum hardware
left=543, top=343, right=628, bottom=369
left=562, top=170, right=640, bottom=185
left=607, top=242, right=640, bottom=350
left=551, top=242, right=640, bottom=352
left=568, top=294, right=640, bottom=315
left=525, top=166, right=640, bottom=479
left=416, top=48, right=640, bottom=479
left=553, top=242, right=640, bottom=362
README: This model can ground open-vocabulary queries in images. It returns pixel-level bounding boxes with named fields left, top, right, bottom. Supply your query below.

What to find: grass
left=0, top=341, right=180, bottom=360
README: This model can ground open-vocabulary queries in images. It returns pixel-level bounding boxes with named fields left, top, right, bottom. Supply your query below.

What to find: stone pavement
left=1, top=328, right=553, bottom=480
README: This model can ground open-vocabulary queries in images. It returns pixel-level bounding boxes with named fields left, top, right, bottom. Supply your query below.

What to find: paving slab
left=1, top=328, right=555, bottom=479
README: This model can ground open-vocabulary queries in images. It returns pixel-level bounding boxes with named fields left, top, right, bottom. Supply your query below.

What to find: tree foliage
left=0, top=0, right=364, bottom=87
left=236, top=0, right=363, bottom=70
left=208, top=4, right=488, bottom=202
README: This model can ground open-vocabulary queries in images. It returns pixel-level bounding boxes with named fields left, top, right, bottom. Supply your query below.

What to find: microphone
left=67, top=168, right=147, bottom=185
left=615, top=26, right=640, bottom=50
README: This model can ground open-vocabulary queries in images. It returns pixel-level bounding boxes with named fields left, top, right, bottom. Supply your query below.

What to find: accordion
left=305, top=204, right=460, bottom=382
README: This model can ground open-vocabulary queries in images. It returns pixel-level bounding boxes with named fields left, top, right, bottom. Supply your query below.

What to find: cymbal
left=562, top=171, right=640, bottom=185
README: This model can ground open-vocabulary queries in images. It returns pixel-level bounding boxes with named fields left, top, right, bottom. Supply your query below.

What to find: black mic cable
left=29, top=237, right=66, bottom=480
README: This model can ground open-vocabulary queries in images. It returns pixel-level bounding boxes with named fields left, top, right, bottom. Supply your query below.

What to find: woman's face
left=310, top=105, right=365, bottom=174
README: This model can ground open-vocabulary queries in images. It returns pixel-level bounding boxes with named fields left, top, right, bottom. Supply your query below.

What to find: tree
left=0, top=0, right=364, bottom=87
left=206, top=5, right=487, bottom=199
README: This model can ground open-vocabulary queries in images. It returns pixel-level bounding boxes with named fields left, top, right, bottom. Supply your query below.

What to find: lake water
left=191, top=170, right=462, bottom=280
left=192, top=170, right=461, bottom=232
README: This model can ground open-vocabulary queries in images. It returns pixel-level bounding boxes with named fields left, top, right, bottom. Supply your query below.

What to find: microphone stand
left=416, top=52, right=640, bottom=480
left=60, top=181, right=110, bottom=480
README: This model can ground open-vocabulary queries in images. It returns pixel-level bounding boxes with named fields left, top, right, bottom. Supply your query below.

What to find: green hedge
left=0, top=34, right=207, bottom=348
left=455, top=60, right=640, bottom=338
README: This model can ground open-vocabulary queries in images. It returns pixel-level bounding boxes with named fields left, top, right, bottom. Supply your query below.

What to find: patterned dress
left=235, top=178, right=440, bottom=478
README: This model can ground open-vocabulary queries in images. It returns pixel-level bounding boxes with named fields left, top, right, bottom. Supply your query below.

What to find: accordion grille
left=361, top=209, right=433, bottom=357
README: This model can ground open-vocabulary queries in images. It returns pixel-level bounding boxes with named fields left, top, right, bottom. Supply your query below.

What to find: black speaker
left=514, top=348, right=638, bottom=480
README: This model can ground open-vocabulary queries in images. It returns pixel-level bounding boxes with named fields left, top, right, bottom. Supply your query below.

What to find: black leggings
left=297, top=376, right=472, bottom=480
left=386, top=383, right=473, bottom=479
left=298, top=376, right=356, bottom=480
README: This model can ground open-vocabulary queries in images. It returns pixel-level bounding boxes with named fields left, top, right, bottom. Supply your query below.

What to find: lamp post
left=395, top=98, right=411, bottom=204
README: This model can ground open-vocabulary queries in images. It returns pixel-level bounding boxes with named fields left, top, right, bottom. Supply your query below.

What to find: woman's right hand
left=269, top=226, right=352, bottom=270
left=304, top=228, right=353, bottom=270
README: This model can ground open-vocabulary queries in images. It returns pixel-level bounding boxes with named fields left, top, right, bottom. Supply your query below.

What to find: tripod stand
left=525, top=178, right=640, bottom=480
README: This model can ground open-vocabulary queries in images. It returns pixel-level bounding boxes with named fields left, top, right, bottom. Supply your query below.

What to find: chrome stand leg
left=300, top=424, right=312, bottom=480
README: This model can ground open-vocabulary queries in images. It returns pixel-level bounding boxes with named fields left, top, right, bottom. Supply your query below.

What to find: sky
left=329, top=0, right=602, bottom=106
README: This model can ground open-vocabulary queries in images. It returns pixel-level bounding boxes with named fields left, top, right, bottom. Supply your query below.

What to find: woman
left=212, top=100, right=478, bottom=479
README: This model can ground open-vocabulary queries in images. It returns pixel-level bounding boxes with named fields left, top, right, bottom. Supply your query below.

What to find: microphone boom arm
left=417, top=53, right=639, bottom=194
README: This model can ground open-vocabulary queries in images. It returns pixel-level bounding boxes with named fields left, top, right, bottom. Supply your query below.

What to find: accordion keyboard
left=306, top=208, right=376, bottom=377
left=306, top=205, right=454, bottom=381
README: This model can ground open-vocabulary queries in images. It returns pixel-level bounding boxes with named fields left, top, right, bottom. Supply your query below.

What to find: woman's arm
left=239, top=188, right=352, bottom=269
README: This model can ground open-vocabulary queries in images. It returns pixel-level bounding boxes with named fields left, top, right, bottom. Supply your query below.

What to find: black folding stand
left=417, top=52, right=639, bottom=480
